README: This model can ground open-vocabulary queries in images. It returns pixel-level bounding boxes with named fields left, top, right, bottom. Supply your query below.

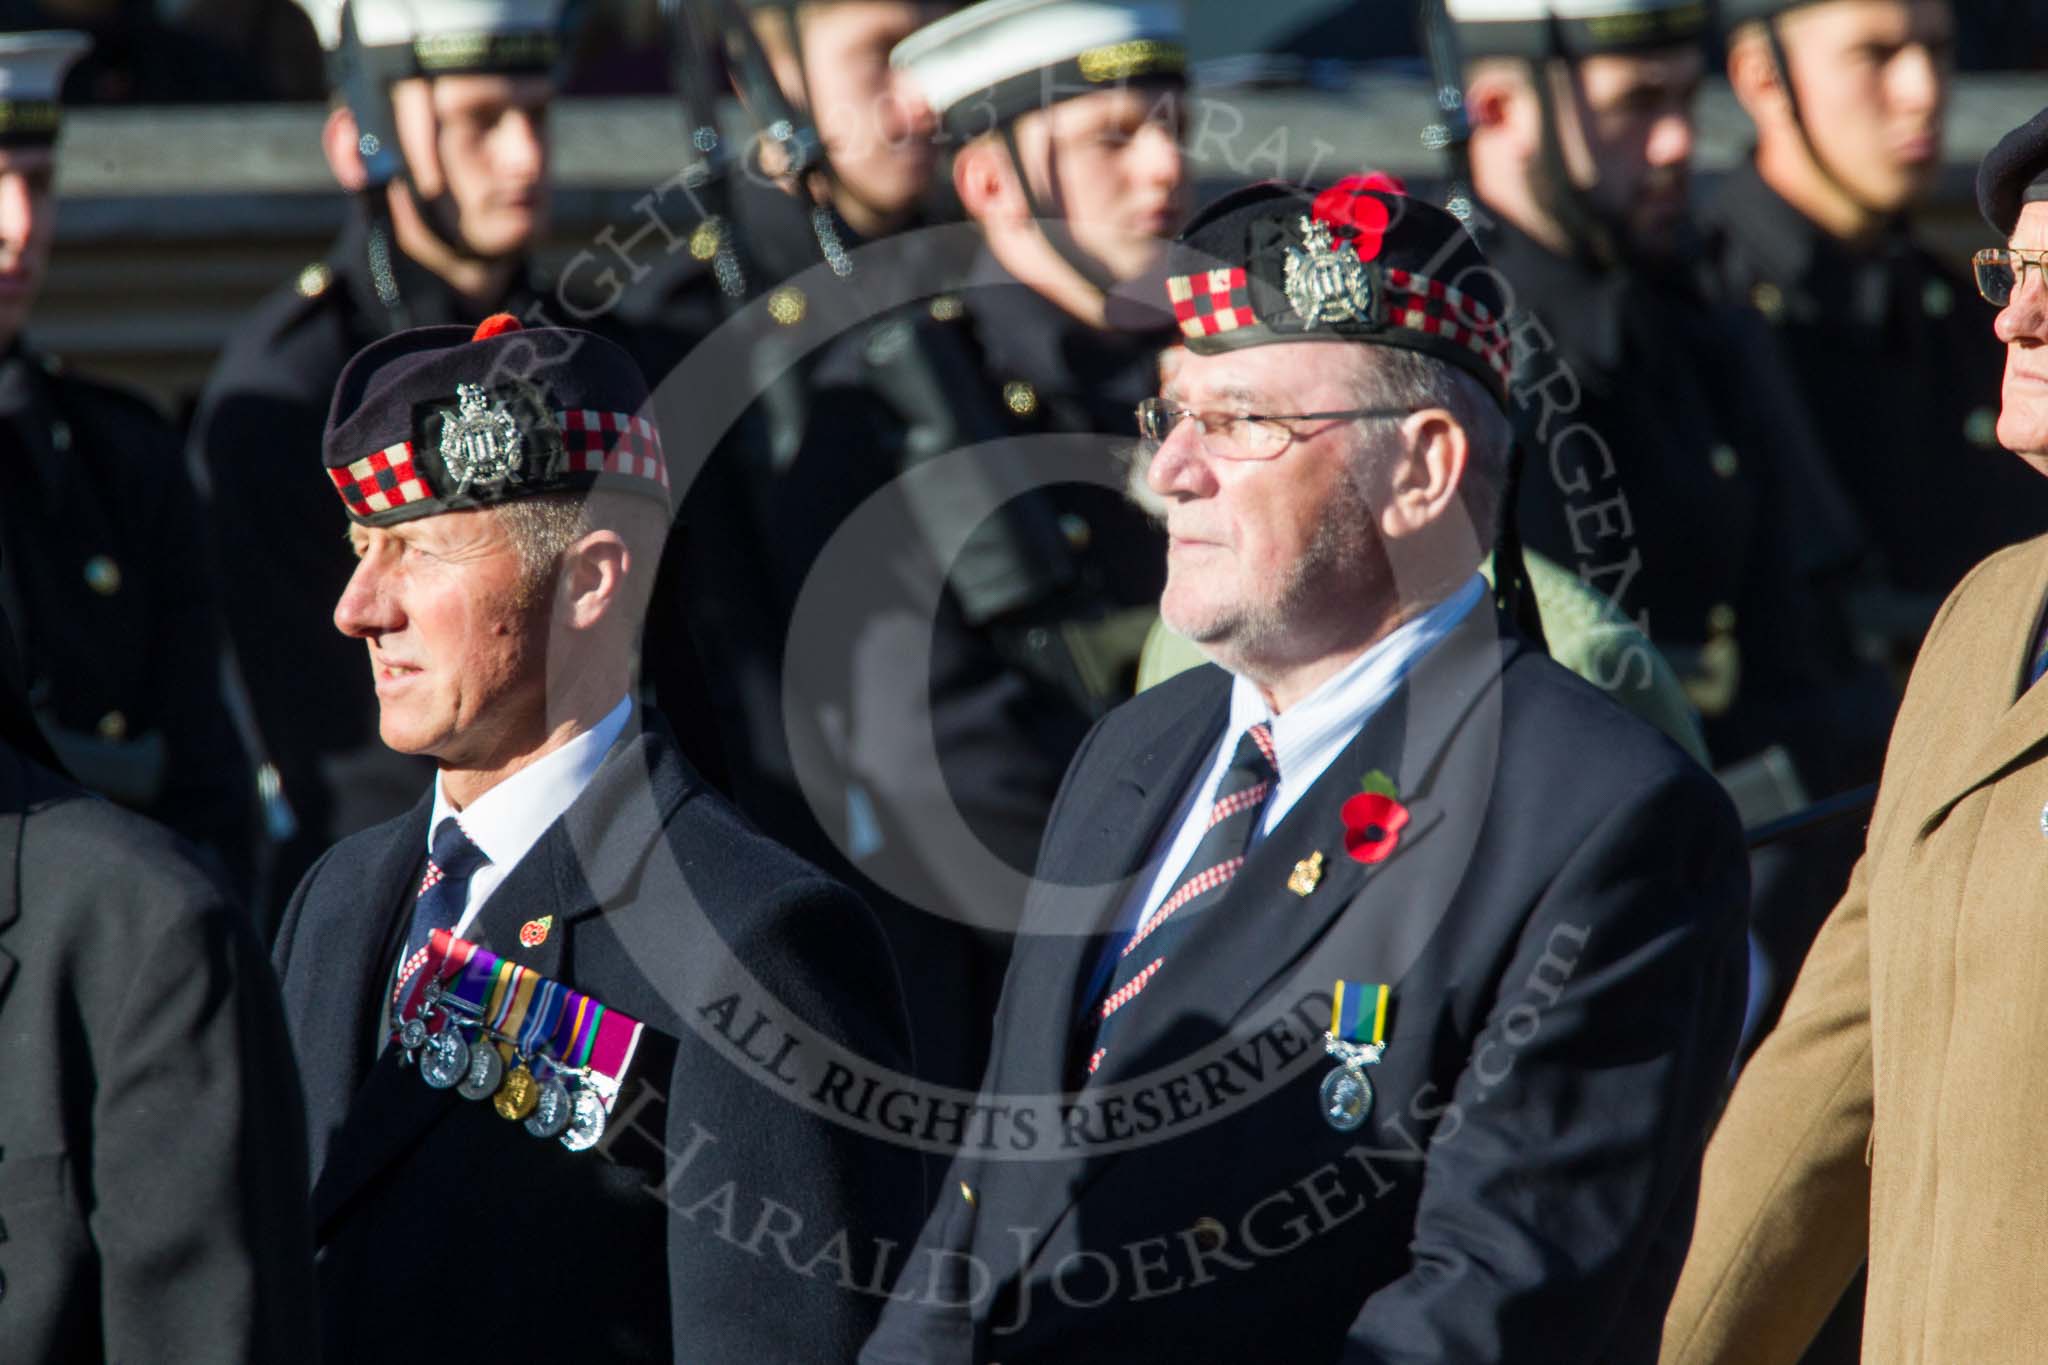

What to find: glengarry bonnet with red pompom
left=1162, top=175, right=1513, bottom=406
left=321, top=314, right=671, bottom=528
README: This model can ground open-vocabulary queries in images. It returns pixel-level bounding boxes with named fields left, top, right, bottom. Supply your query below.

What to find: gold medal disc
left=493, top=1064, right=540, bottom=1121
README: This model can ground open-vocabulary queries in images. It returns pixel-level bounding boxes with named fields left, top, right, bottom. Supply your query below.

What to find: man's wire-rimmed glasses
left=1134, top=397, right=1411, bottom=461
left=1972, top=247, right=2048, bottom=306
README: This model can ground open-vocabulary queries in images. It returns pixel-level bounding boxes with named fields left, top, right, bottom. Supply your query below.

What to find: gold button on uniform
left=688, top=220, right=723, bottom=261
left=1003, top=381, right=1038, bottom=417
left=96, top=711, right=126, bottom=741
left=1058, top=512, right=1092, bottom=551
left=1750, top=281, right=1784, bottom=323
left=1191, top=1216, right=1225, bottom=1252
left=767, top=286, right=807, bottom=326
left=1709, top=444, right=1739, bottom=480
left=296, top=262, right=332, bottom=299
left=929, top=294, right=965, bottom=323
left=83, top=555, right=120, bottom=596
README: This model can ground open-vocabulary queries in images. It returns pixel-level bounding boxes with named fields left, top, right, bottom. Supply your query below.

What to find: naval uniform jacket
left=1706, top=158, right=2048, bottom=618
left=860, top=604, right=1749, bottom=1364
left=0, top=740, right=316, bottom=1363
left=1661, top=532, right=2048, bottom=1364
left=1478, top=214, right=1891, bottom=794
left=757, top=253, right=1174, bottom=1094
left=273, top=710, right=926, bottom=1363
left=0, top=344, right=251, bottom=878
left=622, top=164, right=972, bottom=840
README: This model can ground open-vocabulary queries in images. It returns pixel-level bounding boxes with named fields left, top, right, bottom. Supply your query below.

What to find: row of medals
left=396, top=978, right=611, bottom=1151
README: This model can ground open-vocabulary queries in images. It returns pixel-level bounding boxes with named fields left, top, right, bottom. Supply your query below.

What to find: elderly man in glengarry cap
left=860, top=175, right=1748, bottom=1365
left=1661, top=107, right=2048, bottom=1365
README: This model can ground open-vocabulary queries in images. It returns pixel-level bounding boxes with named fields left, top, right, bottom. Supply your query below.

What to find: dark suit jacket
left=273, top=711, right=926, bottom=1363
left=0, top=742, right=315, bottom=1363
left=862, top=606, right=1748, bottom=1363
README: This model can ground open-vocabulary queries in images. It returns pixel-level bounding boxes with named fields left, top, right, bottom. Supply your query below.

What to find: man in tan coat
left=1661, top=106, right=2048, bottom=1363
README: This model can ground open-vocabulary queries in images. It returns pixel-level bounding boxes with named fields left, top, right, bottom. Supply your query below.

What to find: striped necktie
left=1083, top=723, right=1278, bottom=1081
left=393, top=816, right=491, bottom=1006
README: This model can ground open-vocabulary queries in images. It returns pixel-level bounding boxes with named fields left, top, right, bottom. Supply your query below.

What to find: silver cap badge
left=1283, top=215, right=1374, bottom=328
left=439, top=382, right=524, bottom=494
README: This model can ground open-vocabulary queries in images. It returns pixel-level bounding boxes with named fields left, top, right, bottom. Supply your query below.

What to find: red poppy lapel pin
left=1340, top=769, right=1410, bottom=865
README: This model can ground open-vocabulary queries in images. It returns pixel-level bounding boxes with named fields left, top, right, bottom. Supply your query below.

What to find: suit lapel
left=1924, top=547, right=2048, bottom=833
left=991, top=677, right=1230, bottom=1102
left=1099, top=607, right=1512, bottom=1082
left=289, top=791, right=431, bottom=1182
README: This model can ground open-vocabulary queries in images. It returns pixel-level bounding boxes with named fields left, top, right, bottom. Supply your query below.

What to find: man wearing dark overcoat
left=0, top=581, right=314, bottom=1359
left=858, top=179, right=1750, bottom=1364
left=272, top=314, right=924, bottom=1362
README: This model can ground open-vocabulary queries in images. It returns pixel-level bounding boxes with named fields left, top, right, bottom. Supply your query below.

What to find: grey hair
left=1348, top=347, right=1512, bottom=552
left=494, top=494, right=595, bottom=605
left=493, top=491, right=670, bottom=613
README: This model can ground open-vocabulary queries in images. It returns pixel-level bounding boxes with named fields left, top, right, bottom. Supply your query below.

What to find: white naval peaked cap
left=892, top=0, right=1186, bottom=138
left=0, top=31, right=89, bottom=146
left=1448, top=0, right=1710, bottom=58
left=301, top=0, right=565, bottom=74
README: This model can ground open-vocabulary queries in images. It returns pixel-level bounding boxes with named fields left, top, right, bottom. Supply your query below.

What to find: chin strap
left=1416, top=0, right=1545, bottom=650
left=1415, top=0, right=1477, bottom=224
left=994, top=118, right=1117, bottom=306
left=1527, top=51, right=1626, bottom=269
left=1760, top=16, right=1889, bottom=227
left=702, top=0, right=856, bottom=279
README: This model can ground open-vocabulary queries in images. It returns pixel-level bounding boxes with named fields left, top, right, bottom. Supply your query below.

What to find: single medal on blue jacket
left=1320, top=981, right=1389, bottom=1132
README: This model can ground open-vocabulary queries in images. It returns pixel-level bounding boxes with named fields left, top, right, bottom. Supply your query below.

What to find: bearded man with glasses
left=1660, top=107, right=2048, bottom=1364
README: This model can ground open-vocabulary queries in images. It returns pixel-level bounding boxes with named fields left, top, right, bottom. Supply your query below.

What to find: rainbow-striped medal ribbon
left=1320, top=981, right=1389, bottom=1132
left=392, top=929, right=645, bottom=1153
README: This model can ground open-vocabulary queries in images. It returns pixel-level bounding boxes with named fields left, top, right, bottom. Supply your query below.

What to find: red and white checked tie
left=391, top=816, right=490, bottom=1006
left=1083, top=723, right=1278, bottom=1080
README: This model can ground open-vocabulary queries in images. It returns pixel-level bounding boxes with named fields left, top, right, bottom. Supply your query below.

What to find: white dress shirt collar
left=1225, top=573, right=1487, bottom=827
left=427, top=694, right=633, bottom=937
left=1097, top=576, right=1488, bottom=999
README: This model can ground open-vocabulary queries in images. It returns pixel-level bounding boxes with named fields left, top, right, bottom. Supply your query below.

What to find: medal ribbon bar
left=1331, top=980, right=1390, bottom=1046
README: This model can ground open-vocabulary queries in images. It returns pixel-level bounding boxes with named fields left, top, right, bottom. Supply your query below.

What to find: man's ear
left=558, top=530, right=630, bottom=630
left=1726, top=29, right=1788, bottom=125
left=1379, top=409, right=1470, bottom=541
left=322, top=103, right=369, bottom=192
left=954, top=135, right=1024, bottom=227
left=1465, top=64, right=1519, bottom=132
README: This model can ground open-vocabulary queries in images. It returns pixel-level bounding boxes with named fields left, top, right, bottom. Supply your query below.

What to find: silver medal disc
left=455, top=1039, right=506, bottom=1101
left=419, top=1028, right=472, bottom=1090
left=559, top=1085, right=610, bottom=1152
left=396, top=1015, right=429, bottom=1052
left=524, top=1076, right=574, bottom=1139
left=1319, top=1065, right=1373, bottom=1132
